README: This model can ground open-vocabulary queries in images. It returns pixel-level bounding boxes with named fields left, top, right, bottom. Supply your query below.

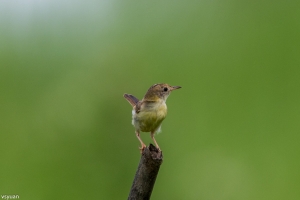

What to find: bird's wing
left=123, top=94, right=139, bottom=107
left=134, top=101, right=143, bottom=113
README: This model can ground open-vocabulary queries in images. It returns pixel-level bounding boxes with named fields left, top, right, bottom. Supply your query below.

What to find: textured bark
left=128, top=144, right=163, bottom=200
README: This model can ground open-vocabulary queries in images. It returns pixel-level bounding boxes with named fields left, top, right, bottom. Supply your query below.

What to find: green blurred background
left=1, top=1, right=300, bottom=199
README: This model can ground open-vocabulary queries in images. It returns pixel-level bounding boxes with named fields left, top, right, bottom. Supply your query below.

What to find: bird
left=123, top=83, right=181, bottom=152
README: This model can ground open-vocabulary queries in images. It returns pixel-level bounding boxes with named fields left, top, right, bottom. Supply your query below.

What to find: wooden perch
left=128, top=144, right=163, bottom=200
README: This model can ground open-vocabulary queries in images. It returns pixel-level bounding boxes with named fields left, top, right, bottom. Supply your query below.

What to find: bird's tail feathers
left=123, top=94, right=139, bottom=107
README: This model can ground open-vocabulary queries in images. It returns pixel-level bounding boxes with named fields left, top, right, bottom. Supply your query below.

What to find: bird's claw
left=139, top=144, right=147, bottom=153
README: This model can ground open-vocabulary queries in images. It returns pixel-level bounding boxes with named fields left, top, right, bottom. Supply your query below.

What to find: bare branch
left=128, top=144, right=163, bottom=200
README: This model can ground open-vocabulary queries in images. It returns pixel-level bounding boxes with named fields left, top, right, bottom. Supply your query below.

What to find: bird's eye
left=163, top=87, right=168, bottom=92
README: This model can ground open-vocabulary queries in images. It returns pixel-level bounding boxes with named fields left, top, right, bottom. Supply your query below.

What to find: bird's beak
left=170, top=86, right=181, bottom=91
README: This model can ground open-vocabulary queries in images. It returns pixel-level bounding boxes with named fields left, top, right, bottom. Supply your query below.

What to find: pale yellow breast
left=132, top=100, right=167, bottom=132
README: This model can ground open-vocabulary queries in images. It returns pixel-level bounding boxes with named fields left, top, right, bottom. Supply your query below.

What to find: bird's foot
left=139, top=143, right=147, bottom=153
left=156, top=146, right=161, bottom=152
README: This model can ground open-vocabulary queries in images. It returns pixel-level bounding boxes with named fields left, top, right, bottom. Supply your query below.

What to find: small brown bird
left=124, top=83, right=181, bottom=152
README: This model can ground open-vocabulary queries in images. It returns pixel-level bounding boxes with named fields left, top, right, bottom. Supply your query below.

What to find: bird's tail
left=123, top=94, right=139, bottom=107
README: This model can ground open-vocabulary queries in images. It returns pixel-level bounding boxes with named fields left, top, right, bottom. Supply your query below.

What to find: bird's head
left=143, top=83, right=181, bottom=102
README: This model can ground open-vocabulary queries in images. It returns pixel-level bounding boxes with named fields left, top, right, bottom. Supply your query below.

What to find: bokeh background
left=1, top=1, right=300, bottom=199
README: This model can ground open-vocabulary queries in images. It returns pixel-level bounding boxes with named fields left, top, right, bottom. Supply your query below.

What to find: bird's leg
left=136, top=131, right=146, bottom=152
left=151, top=132, right=161, bottom=151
